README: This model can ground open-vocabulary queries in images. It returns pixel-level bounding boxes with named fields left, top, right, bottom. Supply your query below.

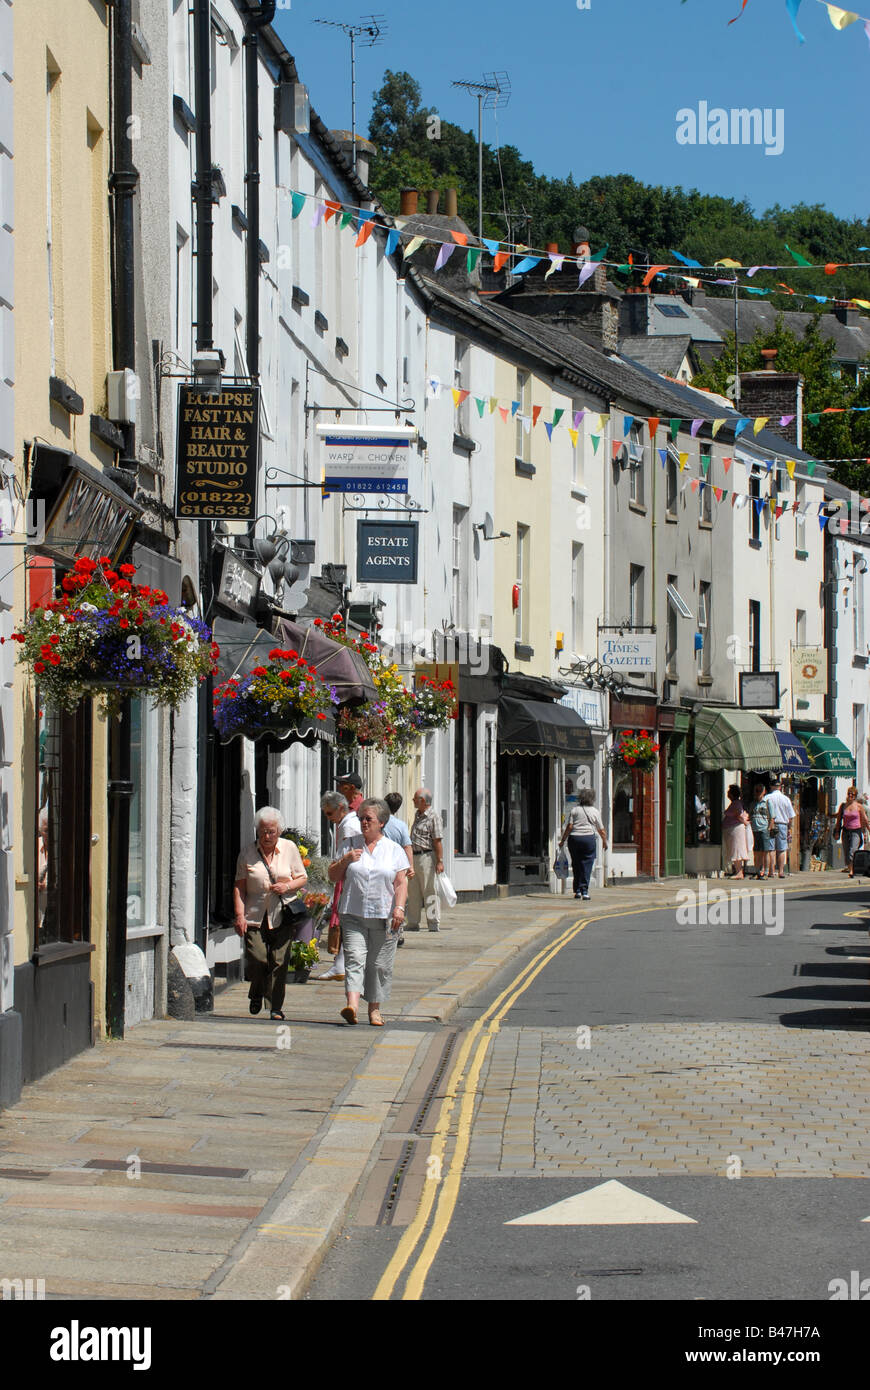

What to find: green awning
left=795, top=733, right=856, bottom=778
left=694, top=706, right=782, bottom=771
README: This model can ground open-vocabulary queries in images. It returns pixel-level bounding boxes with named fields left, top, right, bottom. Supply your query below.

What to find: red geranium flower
left=49, top=654, right=61, bottom=666
left=119, top=619, right=129, bottom=629
left=34, top=661, right=45, bottom=674
left=624, top=755, right=636, bottom=765
left=119, top=564, right=136, bottom=577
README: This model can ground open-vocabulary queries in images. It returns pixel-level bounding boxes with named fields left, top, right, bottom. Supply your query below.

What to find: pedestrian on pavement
left=834, top=785, right=870, bottom=877
left=383, top=791, right=414, bottom=947
left=233, top=808, right=309, bottom=1020
left=313, top=791, right=363, bottom=981
left=407, top=788, right=444, bottom=932
left=558, top=789, right=607, bottom=899
left=749, top=782, right=776, bottom=878
left=338, top=772, right=364, bottom=815
left=722, top=784, right=753, bottom=879
left=329, top=797, right=409, bottom=1026
left=764, top=776, right=796, bottom=878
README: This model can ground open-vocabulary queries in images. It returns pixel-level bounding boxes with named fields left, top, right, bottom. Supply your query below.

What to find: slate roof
left=646, top=296, right=722, bottom=343
left=690, top=296, right=870, bottom=367
left=620, top=336, right=693, bottom=376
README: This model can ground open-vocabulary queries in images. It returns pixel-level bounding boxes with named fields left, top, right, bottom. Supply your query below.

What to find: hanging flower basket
left=412, top=675, right=458, bottom=731
left=7, top=554, right=218, bottom=718
left=607, top=729, right=660, bottom=774
left=213, top=647, right=337, bottom=742
left=317, top=614, right=428, bottom=765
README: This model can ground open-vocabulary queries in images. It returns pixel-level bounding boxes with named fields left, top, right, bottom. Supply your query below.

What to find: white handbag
left=435, top=871, right=458, bottom=907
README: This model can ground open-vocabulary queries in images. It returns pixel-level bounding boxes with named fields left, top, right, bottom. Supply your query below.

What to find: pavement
left=0, top=870, right=863, bottom=1301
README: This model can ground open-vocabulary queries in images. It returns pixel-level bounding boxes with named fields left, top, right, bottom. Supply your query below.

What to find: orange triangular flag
left=324, top=200, right=341, bottom=222
left=722, top=456, right=732, bottom=473
left=355, top=219, right=376, bottom=247
left=493, top=251, right=510, bottom=273
left=532, top=405, right=542, bottom=426
left=499, top=406, right=509, bottom=423
left=642, top=264, right=669, bottom=287
left=647, top=416, right=660, bottom=437
left=690, top=478, right=699, bottom=492
left=450, top=230, right=469, bottom=246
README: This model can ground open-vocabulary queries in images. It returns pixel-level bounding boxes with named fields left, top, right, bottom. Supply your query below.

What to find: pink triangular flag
left=434, top=243, right=456, bottom=271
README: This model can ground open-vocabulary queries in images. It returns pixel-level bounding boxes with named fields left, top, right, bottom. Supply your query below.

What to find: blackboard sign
left=356, top=521, right=418, bottom=584
left=175, top=385, right=259, bottom=519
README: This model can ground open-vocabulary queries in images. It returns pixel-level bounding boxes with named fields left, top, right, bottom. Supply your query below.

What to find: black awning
left=211, top=615, right=279, bottom=681
left=498, top=695, right=593, bottom=759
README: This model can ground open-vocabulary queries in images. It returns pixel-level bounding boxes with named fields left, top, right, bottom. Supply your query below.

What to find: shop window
left=484, top=721, right=494, bottom=864
left=612, top=770, right=635, bottom=845
left=127, top=700, right=158, bottom=930
left=454, top=703, right=478, bottom=855
left=36, top=700, right=92, bottom=947
left=685, top=768, right=723, bottom=846
left=210, top=739, right=242, bottom=925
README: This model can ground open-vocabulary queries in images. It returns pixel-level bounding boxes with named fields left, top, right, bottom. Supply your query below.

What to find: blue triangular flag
left=482, top=238, right=500, bottom=257
left=545, top=423, right=554, bottom=441
left=512, top=256, right=541, bottom=276
left=385, top=228, right=400, bottom=257
left=511, top=401, right=520, bottom=417
left=623, top=415, right=634, bottom=436
left=670, top=249, right=702, bottom=268
left=658, top=449, right=667, bottom=468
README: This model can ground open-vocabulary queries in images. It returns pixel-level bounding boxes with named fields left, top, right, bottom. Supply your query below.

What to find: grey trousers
left=341, top=913, right=398, bottom=1003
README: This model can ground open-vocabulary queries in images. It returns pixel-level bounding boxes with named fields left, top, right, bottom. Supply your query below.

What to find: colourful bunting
left=734, top=420, right=751, bottom=438
left=385, top=228, right=400, bottom=256
left=403, top=235, right=426, bottom=259
left=553, top=408, right=565, bottom=428
left=493, top=251, right=510, bottom=274
left=574, top=410, right=586, bottom=428
left=532, top=405, right=542, bottom=427
left=827, top=5, right=859, bottom=29
left=591, top=435, right=601, bottom=454
left=489, top=397, right=499, bottom=414
left=723, top=457, right=732, bottom=473
left=466, top=248, right=481, bottom=274
left=291, top=191, right=306, bottom=219
left=690, top=419, right=703, bottom=437
left=679, top=452, right=689, bottom=470
left=786, top=0, right=806, bottom=42
left=648, top=417, right=660, bottom=437
left=475, top=397, right=486, bottom=418
left=511, top=401, right=520, bottom=417
left=642, top=264, right=669, bottom=287
left=512, top=256, right=541, bottom=276
left=545, top=423, right=554, bottom=441
left=450, top=230, right=469, bottom=246
left=434, top=243, right=456, bottom=271
left=578, top=262, right=597, bottom=288
left=568, top=429, right=579, bottom=448
left=700, top=454, right=710, bottom=476
left=355, top=217, right=375, bottom=247
left=712, top=420, right=726, bottom=438
left=690, top=479, right=700, bottom=493
left=753, top=417, right=769, bottom=435
left=658, top=449, right=668, bottom=468
left=499, top=407, right=509, bottom=423
left=624, top=415, right=634, bottom=436
left=785, top=244, right=812, bottom=266
left=545, top=254, right=565, bottom=279
left=669, top=419, right=681, bottom=442
left=324, top=199, right=341, bottom=222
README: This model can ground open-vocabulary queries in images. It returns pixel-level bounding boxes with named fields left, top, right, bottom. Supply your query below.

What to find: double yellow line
left=373, top=913, right=590, bottom=1301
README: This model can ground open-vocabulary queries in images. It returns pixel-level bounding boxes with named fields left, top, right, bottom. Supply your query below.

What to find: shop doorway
left=664, top=735, right=686, bottom=876
left=497, top=752, right=549, bottom=886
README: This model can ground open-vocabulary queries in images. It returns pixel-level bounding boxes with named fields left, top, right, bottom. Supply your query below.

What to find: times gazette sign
left=175, top=385, right=259, bottom=519
left=597, top=631, right=656, bottom=674
left=357, top=521, right=418, bottom=583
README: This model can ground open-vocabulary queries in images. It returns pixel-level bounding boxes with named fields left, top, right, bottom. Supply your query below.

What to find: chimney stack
left=426, top=189, right=440, bottom=215
left=444, top=188, right=458, bottom=218
left=399, top=187, right=419, bottom=216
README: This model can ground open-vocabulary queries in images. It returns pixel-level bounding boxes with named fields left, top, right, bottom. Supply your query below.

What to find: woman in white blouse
left=328, top=797, right=409, bottom=1026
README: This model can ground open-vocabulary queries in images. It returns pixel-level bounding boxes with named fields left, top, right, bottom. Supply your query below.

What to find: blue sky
left=273, top=0, right=869, bottom=223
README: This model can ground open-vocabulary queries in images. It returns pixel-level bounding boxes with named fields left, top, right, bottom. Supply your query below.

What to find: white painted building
left=0, top=0, right=15, bottom=1102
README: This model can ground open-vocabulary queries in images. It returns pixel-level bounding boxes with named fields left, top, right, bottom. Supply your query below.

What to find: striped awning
left=693, top=707, right=782, bottom=771
left=776, top=730, right=813, bottom=775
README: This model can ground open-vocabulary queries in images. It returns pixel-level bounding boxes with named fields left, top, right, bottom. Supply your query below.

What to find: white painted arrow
left=505, top=1180, right=697, bottom=1226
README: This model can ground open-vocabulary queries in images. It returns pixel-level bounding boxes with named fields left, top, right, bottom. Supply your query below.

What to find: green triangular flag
left=807, top=461, right=817, bottom=477
left=291, top=192, right=306, bottom=219
left=806, top=412, right=821, bottom=426
left=616, top=263, right=631, bottom=274
left=552, top=408, right=564, bottom=428
left=591, top=434, right=601, bottom=454
left=340, top=210, right=354, bottom=229
left=785, top=244, right=811, bottom=267
left=700, top=454, right=710, bottom=476
left=475, top=397, right=486, bottom=418
left=466, top=248, right=481, bottom=274
left=669, top=418, right=681, bottom=442
left=589, top=244, right=609, bottom=262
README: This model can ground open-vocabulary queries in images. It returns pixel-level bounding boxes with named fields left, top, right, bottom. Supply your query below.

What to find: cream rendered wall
left=12, top=1, right=113, bottom=989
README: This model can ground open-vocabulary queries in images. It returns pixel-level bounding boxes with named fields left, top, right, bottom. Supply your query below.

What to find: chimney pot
left=426, top=189, right=440, bottom=215
left=399, top=187, right=419, bottom=216
left=546, top=242, right=559, bottom=254
left=761, top=348, right=777, bottom=371
left=444, top=188, right=458, bottom=218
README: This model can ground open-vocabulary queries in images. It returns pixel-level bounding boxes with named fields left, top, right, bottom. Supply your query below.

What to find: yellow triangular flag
left=489, top=397, right=499, bottom=413
left=451, top=388, right=461, bottom=408
left=403, top=236, right=426, bottom=259
left=568, top=428, right=579, bottom=448
left=716, top=258, right=742, bottom=268
left=753, top=417, right=769, bottom=435
left=679, top=452, right=689, bottom=471
left=598, top=414, right=608, bottom=432
left=786, top=459, right=796, bottom=479
left=827, top=5, right=859, bottom=29
left=711, top=419, right=726, bottom=437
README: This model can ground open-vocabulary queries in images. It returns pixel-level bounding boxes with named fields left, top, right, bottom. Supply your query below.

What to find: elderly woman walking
left=722, top=784, right=753, bottom=879
left=233, top=808, right=309, bottom=1020
left=329, top=797, right=409, bottom=1026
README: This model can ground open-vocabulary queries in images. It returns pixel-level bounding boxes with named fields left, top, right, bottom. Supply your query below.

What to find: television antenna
left=314, top=15, right=387, bottom=174
left=451, top=72, right=511, bottom=241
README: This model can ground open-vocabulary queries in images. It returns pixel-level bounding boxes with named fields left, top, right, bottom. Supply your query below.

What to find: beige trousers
left=406, top=851, right=440, bottom=929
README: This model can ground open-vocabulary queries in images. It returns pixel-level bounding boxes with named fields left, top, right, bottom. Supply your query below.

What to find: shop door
left=664, top=735, right=686, bottom=877
left=497, top=752, right=549, bottom=885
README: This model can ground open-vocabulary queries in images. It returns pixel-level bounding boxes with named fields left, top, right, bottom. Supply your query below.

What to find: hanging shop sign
left=791, top=645, right=827, bottom=696
left=317, top=423, right=415, bottom=493
left=175, top=385, right=259, bottom=519
left=597, top=631, right=657, bottom=674
left=37, top=454, right=141, bottom=567
left=739, top=670, right=781, bottom=709
left=356, top=520, right=418, bottom=583
left=215, top=547, right=261, bottom=621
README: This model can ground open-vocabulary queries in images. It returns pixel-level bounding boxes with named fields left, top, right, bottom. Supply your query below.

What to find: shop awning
left=211, top=616, right=280, bottom=681
left=795, top=733, right=856, bottom=778
left=693, top=706, right=781, bottom=771
left=276, top=618, right=377, bottom=704
left=499, top=696, right=593, bottom=759
left=775, top=730, right=814, bottom=775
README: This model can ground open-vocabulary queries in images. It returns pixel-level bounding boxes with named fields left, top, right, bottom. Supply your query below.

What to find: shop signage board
left=739, top=670, right=780, bottom=709
left=41, top=464, right=140, bottom=566
left=316, top=424, right=415, bottom=493
left=215, top=548, right=261, bottom=621
left=791, top=645, right=826, bottom=696
left=175, top=385, right=259, bottom=519
left=559, top=687, right=608, bottom=732
left=356, top=521, right=418, bottom=583
left=597, top=631, right=656, bottom=674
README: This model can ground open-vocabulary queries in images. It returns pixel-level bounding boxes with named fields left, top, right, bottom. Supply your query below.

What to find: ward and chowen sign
left=316, top=423, right=416, bottom=493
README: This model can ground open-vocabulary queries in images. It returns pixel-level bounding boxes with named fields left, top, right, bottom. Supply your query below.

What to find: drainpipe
left=105, top=0, right=139, bottom=1038
left=244, top=2, right=276, bottom=380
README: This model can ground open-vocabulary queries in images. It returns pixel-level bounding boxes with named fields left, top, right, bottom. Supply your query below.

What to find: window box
left=514, top=458, right=535, bottom=478
left=514, top=642, right=534, bottom=660
left=453, top=433, right=475, bottom=454
left=49, top=376, right=84, bottom=416
left=795, top=549, right=809, bottom=561
left=628, top=502, right=647, bottom=516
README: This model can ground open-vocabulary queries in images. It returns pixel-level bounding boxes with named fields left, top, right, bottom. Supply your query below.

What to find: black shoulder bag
left=258, top=847, right=308, bottom=926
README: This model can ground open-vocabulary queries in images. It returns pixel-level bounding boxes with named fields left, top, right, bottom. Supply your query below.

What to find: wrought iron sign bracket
left=341, top=495, right=428, bottom=516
